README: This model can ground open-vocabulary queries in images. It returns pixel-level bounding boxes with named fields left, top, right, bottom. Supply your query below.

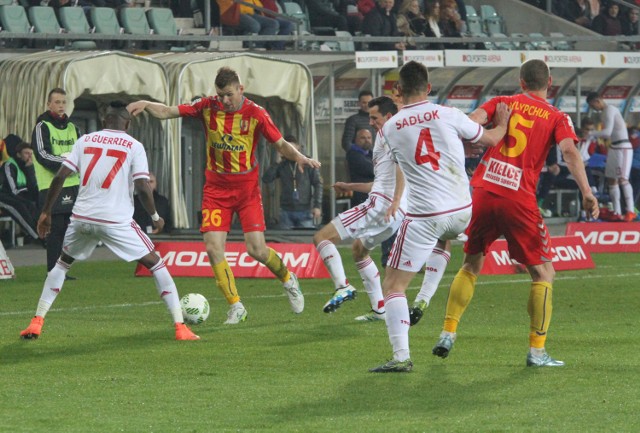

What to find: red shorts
left=464, top=188, right=553, bottom=265
left=201, top=170, right=265, bottom=233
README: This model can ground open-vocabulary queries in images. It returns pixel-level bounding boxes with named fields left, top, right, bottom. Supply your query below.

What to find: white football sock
left=384, top=293, right=410, bottom=362
left=621, top=182, right=634, bottom=213
left=316, top=240, right=348, bottom=289
left=609, top=184, right=621, bottom=215
left=415, top=247, right=451, bottom=305
left=356, top=257, right=384, bottom=313
left=35, top=259, right=69, bottom=318
left=150, top=260, right=183, bottom=323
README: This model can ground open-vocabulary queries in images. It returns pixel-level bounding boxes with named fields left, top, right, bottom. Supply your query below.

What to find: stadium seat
left=510, top=32, right=534, bottom=50
left=28, top=6, right=62, bottom=34
left=466, top=14, right=484, bottom=36
left=146, top=8, right=189, bottom=50
left=119, top=6, right=153, bottom=49
left=283, top=1, right=310, bottom=34
left=490, top=32, right=516, bottom=50
left=480, top=4, right=504, bottom=34
left=146, top=8, right=179, bottom=36
left=529, top=32, right=551, bottom=50
left=90, top=7, right=123, bottom=35
left=0, top=0, right=13, bottom=6
left=28, top=6, right=63, bottom=48
left=120, top=7, right=152, bottom=35
left=322, top=29, right=354, bottom=51
left=57, top=7, right=97, bottom=49
left=0, top=4, right=32, bottom=34
left=465, top=4, right=478, bottom=18
left=549, top=32, right=573, bottom=51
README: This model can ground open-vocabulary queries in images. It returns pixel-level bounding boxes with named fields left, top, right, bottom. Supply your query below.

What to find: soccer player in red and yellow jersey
left=432, top=59, right=600, bottom=367
left=128, top=66, right=320, bottom=324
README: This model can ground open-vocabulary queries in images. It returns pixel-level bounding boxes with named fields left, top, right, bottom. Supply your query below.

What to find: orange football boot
left=20, top=316, right=44, bottom=340
left=175, top=323, right=200, bottom=340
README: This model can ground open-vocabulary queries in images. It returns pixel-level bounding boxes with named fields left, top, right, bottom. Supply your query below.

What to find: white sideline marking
left=2, top=271, right=639, bottom=317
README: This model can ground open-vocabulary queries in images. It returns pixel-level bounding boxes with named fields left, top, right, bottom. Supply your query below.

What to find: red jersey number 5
left=82, top=147, right=128, bottom=188
left=414, top=128, right=441, bottom=170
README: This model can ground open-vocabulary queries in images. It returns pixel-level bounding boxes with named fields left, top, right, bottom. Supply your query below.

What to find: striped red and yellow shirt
left=178, top=96, right=282, bottom=175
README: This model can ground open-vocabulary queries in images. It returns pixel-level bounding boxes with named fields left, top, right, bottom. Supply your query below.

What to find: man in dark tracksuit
left=31, top=88, right=81, bottom=274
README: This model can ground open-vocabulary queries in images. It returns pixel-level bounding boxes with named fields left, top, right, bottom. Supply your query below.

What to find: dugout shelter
left=0, top=51, right=317, bottom=230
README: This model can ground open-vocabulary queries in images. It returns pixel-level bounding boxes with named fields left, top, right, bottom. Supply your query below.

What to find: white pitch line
left=2, top=271, right=639, bottom=318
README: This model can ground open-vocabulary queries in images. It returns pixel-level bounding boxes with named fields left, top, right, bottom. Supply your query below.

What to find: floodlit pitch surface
left=1, top=246, right=639, bottom=432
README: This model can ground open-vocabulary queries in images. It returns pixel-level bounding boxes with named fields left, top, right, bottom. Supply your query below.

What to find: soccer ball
left=180, top=293, right=210, bottom=325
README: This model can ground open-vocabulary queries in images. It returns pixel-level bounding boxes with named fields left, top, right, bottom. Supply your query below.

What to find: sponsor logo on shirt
left=482, top=158, right=523, bottom=191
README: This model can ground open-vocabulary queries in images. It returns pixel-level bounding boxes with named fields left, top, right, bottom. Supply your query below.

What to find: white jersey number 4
left=415, top=129, right=441, bottom=171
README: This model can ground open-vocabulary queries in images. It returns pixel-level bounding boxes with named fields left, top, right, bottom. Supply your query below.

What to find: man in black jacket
left=361, top=0, right=406, bottom=51
left=0, top=140, right=39, bottom=242
left=31, top=88, right=81, bottom=275
left=262, top=135, right=323, bottom=229
left=134, top=172, right=173, bottom=234
left=346, top=128, right=374, bottom=206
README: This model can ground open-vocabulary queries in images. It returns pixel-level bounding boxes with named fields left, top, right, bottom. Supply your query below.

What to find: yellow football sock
left=528, top=281, right=553, bottom=349
left=443, top=269, right=477, bottom=333
left=212, top=260, right=239, bottom=305
left=264, top=248, right=290, bottom=283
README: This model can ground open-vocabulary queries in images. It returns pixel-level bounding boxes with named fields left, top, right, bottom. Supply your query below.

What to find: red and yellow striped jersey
left=179, top=96, right=282, bottom=175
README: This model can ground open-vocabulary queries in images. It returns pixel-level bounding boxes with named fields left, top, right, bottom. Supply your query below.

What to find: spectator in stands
left=262, top=0, right=294, bottom=49
left=346, top=128, right=374, bottom=206
left=199, top=0, right=221, bottom=29
left=439, top=0, right=465, bottom=47
left=0, top=141, right=39, bottom=241
left=561, top=0, right=594, bottom=28
left=297, top=0, right=349, bottom=33
left=338, top=0, right=363, bottom=34
left=422, top=0, right=444, bottom=49
left=358, top=0, right=377, bottom=17
left=262, top=135, right=323, bottom=229
left=592, top=3, right=623, bottom=35
left=621, top=7, right=639, bottom=49
left=237, top=0, right=280, bottom=49
left=396, top=0, right=428, bottom=48
left=0, top=134, right=20, bottom=166
left=133, top=172, right=172, bottom=234
left=361, top=0, right=406, bottom=50
left=455, top=0, right=466, bottom=22
left=341, top=90, right=375, bottom=152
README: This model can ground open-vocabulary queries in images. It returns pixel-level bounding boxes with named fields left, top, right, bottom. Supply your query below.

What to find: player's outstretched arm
left=272, top=137, right=321, bottom=172
left=127, top=101, right=180, bottom=119
left=333, top=181, right=373, bottom=194
left=134, top=178, right=165, bottom=234
left=560, top=138, right=599, bottom=220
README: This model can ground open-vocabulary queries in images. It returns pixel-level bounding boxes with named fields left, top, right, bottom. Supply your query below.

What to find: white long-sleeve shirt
left=590, top=104, right=631, bottom=148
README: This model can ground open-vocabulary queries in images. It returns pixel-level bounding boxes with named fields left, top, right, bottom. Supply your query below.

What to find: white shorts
left=334, top=193, right=405, bottom=250
left=62, top=218, right=156, bottom=262
left=388, top=207, right=472, bottom=273
left=605, top=147, right=632, bottom=180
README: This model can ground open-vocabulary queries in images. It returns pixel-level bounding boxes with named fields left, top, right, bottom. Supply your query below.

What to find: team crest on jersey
left=240, top=119, right=250, bottom=134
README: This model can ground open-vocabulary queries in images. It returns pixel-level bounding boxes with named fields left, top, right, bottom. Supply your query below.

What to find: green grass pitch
left=1, top=246, right=639, bottom=433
